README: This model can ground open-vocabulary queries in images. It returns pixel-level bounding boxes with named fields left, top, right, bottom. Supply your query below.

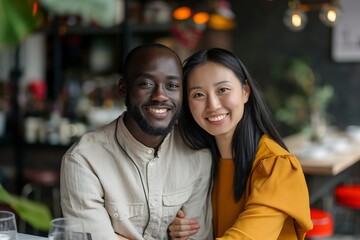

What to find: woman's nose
left=206, top=94, right=221, bottom=111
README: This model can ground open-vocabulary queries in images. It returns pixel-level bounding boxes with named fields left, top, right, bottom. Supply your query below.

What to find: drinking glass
left=0, top=211, right=18, bottom=240
left=48, top=218, right=87, bottom=240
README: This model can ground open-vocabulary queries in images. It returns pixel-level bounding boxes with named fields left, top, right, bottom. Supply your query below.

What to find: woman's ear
left=118, top=78, right=126, bottom=98
left=243, top=80, right=251, bottom=103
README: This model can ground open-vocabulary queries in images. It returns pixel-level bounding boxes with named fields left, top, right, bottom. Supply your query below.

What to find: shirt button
left=146, top=149, right=152, bottom=154
left=149, top=162, right=154, bottom=167
left=114, top=213, right=119, bottom=218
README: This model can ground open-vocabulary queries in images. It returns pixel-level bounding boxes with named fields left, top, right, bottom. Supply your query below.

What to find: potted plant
left=269, top=57, right=334, bottom=141
left=0, top=184, right=52, bottom=232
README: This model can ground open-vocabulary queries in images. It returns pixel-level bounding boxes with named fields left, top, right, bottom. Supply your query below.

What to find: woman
left=169, top=48, right=313, bottom=239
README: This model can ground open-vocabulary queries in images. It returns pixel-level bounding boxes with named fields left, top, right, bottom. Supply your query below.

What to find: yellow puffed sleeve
left=216, top=135, right=313, bottom=240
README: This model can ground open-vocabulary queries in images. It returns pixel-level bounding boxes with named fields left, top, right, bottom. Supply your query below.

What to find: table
left=284, top=132, right=360, bottom=175
left=18, top=232, right=92, bottom=240
left=18, top=233, right=47, bottom=240
left=283, top=130, right=360, bottom=205
left=17, top=232, right=93, bottom=240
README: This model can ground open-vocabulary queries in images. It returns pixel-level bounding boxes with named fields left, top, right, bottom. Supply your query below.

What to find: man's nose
left=152, top=85, right=169, bottom=102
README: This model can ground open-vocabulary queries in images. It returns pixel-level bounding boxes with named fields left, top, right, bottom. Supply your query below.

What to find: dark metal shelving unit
left=5, top=0, right=172, bottom=193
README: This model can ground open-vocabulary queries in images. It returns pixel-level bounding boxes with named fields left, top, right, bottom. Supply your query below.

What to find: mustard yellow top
left=212, top=135, right=313, bottom=240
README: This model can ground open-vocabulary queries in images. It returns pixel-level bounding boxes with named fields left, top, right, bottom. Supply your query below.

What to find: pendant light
left=283, top=0, right=307, bottom=32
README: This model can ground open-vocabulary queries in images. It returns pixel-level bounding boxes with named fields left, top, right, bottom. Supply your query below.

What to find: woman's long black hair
left=179, top=48, right=287, bottom=201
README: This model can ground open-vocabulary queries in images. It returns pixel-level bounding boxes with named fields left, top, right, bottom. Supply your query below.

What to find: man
left=60, top=44, right=213, bottom=240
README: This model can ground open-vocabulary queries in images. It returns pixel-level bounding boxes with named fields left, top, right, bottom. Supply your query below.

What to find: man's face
left=125, top=48, right=182, bottom=136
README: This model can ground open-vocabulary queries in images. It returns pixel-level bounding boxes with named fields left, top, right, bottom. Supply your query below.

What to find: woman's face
left=187, top=61, right=250, bottom=140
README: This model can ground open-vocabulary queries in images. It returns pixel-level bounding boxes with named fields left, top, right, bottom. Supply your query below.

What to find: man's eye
left=138, top=81, right=153, bottom=88
left=168, top=82, right=179, bottom=89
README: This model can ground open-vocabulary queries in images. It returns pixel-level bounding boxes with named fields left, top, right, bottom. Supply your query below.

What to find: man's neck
left=123, top=113, right=166, bottom=151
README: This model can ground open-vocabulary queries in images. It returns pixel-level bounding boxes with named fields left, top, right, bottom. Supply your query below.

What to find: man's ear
left=118, top=78, right=126, bottom=98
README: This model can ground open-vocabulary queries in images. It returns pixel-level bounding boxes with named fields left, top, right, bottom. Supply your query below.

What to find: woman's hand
left=168, top=210, right=200, bottom=240
left=116, top=233, right=129, bottom=240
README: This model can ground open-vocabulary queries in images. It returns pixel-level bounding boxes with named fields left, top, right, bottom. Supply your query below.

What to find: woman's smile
left=206, top=113, right=228, bottom=123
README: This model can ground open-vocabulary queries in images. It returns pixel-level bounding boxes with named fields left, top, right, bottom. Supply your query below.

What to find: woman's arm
left=216, top=155, right=313, bottom=239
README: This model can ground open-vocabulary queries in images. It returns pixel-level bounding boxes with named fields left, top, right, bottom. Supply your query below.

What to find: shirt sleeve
left=217, top=155, right=313, bottom=240
left=181, top=153, right=214, bottom=240
left=60, top=153, right=119, bottom=240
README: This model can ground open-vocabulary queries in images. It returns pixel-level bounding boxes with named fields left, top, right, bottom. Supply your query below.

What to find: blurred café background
left=0, top=0, right=359, bottom=238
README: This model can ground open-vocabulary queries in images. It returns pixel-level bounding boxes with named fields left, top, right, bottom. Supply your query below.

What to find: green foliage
left=0, top=0, right=43, bottom=47
left=269, top=58, right=334, bottom=135
left=0, top=184, right=52, bottom=231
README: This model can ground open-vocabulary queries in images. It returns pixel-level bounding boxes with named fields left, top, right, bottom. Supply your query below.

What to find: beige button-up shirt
left=60, top=113, right=213, bottom=240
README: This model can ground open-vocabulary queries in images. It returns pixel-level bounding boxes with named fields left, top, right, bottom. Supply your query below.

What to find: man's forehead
left=132, top=47, right=177, bottom=59
left=129, top=49, right=180, bottom=71
left=123, top=46, right=181, bottom=81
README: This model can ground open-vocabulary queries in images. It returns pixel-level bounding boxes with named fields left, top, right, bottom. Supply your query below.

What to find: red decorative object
left=28, top=80, right=47, bottom=101
left=306, top=208, right=333, bottom=238
left=171, top=22, right=203, bottom=48
left=336, top=185, right=360, bottom=209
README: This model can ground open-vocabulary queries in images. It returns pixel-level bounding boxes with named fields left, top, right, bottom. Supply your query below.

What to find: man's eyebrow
left=137, top=73, right=153, bottom=78
left=167, top=75, right=181, bottom=80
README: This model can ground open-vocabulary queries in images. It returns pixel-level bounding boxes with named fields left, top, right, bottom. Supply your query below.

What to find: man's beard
left=126, top=98, right=181, bottom=136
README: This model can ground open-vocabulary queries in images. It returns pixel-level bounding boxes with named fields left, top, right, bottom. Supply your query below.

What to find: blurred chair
left=306, top=208, right=334, bottom=239
left=19, top=168, right=61, bottom=233
left=335, top=184, right=360, bottom=234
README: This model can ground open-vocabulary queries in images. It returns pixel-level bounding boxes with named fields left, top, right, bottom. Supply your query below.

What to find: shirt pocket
left=162, top=183, right=194, bottom=217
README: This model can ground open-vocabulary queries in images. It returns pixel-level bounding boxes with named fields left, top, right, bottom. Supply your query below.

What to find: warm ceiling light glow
left=327, top=10, right=337, bottom=22
left=193, top=12, right=210, bottom=25
left=285, top=0, right=342, bottom=31
left=320, top=3, right=341, bottom=26
left=291, top=13, right=302, bottom=27
left=284, top=0, right=307, bottom=31
left=173, top=7, right=192, bottom=20
left=284, top=9, right=307, bottom=31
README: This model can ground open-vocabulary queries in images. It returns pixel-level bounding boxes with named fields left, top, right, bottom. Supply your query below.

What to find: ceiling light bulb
left=319, top=3, right=342, bottom=26
left=327, top=9, right=337, bottom=22
left=284, top=9, right=307, bottom=31
left=292, top=13, right=302, bottom=27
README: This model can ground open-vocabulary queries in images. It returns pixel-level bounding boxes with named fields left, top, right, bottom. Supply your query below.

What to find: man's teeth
left=149, top=108, right=167, bottom=113
left=208, top=114, right=226, bottom=122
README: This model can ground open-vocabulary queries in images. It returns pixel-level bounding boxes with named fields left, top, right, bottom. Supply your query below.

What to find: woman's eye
left=193, top=92, right=204, bottom=98
left=219, top=87, right=229, bottom=93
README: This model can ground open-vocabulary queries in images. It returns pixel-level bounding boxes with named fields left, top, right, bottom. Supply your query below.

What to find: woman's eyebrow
left=214, top=80, right=231, bottom=86
left=189, top=85, right=202, bottom=91
left=189, top=80, right=231, bottom=91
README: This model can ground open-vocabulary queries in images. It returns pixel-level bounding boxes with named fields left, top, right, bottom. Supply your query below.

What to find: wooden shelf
left=41, top=22, right=172, bottom=35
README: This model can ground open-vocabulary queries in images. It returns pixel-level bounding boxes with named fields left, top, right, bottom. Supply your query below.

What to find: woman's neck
left=215, top=136, right=233, bottom=159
